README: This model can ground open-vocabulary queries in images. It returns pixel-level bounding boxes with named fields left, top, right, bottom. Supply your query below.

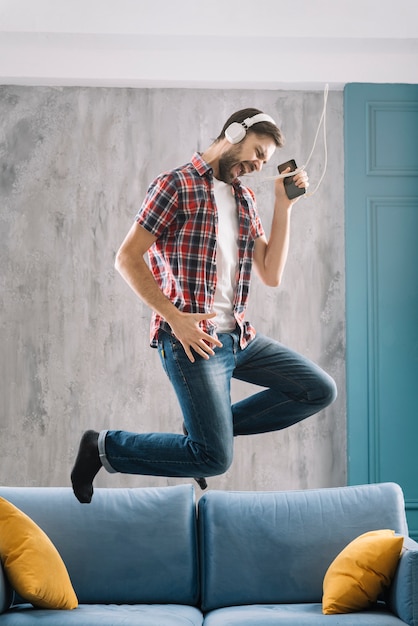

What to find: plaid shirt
left=136, top=152, right=265, bottom=348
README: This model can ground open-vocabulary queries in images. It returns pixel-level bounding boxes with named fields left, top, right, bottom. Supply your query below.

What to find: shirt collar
left=191, top=152, right=213, bottom=177
left=191, top=152, right=244, bottom=194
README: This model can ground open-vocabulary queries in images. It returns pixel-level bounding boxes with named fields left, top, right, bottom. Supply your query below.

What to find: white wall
left=0, top=85, right=345, bottom=492
left=0, top=0, right=417, bottom=89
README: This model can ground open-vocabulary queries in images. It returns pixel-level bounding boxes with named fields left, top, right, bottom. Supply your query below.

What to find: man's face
left=217, top=133, right=277, bottom=184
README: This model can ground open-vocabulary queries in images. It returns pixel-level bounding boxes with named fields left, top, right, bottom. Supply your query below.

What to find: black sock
left=71, top=430, right=101, bottom=503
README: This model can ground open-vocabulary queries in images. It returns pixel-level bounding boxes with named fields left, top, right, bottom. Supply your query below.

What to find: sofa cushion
left=322, top=529, right=403, bottom=614
left=0, top=497, right=78, bottom=610
left=202, top=603, right=406, bottom=625
left=0, top=485, right=198, bottom=606
left=0, top=603, right=203, bottom=625
left=0, top=562, right=13, bottom=614
left=198, top=483, right=408, bottom=612
left=387, top=535, right=418, bottom=626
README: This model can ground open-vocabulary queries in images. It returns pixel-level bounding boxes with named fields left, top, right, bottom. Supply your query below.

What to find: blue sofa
left=0, top=482, right=417, bottom=625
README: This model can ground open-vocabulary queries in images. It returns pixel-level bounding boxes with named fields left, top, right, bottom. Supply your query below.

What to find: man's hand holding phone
left=277, top=159, right=308, bottom=200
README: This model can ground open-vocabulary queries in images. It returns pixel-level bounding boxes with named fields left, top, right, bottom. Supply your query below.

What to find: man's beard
left=217, top=146, right=242, bottom=184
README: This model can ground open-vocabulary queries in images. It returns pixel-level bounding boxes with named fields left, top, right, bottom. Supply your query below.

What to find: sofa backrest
left=198, top=482, right=408, bottom=612
left=0, top=484, right=199, bottom=606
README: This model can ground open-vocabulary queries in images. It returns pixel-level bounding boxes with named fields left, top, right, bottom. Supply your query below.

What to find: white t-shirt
left=212, top=177, right=239, bottom=332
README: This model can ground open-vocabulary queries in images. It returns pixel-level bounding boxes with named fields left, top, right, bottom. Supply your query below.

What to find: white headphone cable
left=262, top=84, right=329, bottom=198
left=303, top=83, right=328, bottom=197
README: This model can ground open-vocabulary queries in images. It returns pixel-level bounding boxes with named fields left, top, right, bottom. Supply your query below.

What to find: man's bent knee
left=196, top=450, right=233, bottom=478
left=319, top=374, right=338, bottom=409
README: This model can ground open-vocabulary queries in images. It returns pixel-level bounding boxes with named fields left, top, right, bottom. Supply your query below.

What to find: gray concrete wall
left=0, top=86, right=346, bottom=492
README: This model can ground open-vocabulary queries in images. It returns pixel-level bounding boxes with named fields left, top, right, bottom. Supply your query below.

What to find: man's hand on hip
left=168, top=311, right=222, bottom=363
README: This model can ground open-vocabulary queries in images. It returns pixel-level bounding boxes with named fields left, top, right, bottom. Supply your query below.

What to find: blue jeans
left=99, top=329, right=337, bottom=477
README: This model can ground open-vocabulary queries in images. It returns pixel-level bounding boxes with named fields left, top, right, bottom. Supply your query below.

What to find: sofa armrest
left=388, top=536, right=418, bottom=626
left=0, top=562, right=13, bottom=614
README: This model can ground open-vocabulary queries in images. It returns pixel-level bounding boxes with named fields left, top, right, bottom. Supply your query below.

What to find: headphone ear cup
left=225, top=122, right=246, bottom=144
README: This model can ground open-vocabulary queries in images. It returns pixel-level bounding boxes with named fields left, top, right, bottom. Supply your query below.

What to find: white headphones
left=225, top=113, right=276, bottom=144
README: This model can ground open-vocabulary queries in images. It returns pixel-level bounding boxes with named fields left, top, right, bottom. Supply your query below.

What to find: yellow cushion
left=0, top=497, right=78, bottom=610
left=322, top=529, right=403, bottom=614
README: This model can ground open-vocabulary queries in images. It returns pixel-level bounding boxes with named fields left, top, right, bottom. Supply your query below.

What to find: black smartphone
left=277, top=159, right=306, bottom=200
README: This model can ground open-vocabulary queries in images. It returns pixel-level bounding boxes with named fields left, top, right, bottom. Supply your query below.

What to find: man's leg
left=232, top=333, right=337, bottom=436
left=71, top=331, right=236, bottom=502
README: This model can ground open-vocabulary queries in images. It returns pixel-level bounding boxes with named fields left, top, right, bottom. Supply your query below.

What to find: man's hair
left=216, top=108, right=284, bottom=147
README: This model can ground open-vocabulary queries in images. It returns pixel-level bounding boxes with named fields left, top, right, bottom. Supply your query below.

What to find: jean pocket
left=169, top=336, right=184, bottom=352
left=158, top=330, right=183, bottom=361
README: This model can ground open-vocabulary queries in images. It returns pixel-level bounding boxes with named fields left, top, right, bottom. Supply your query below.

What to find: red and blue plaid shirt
left=136, top=152, right=265, bottom=348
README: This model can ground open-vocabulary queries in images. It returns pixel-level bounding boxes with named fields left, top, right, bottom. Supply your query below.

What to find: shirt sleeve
left=135, top=172, right=178, bottom=239
left=246, top=185, right=265, bottom=239
left=253, top=207, right=265, bottom=239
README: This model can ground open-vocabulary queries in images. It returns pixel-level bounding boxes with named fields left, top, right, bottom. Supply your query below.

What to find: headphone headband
left=225, top=112, right=276, bottom=144
left=242, top=113, right=276, bottom=130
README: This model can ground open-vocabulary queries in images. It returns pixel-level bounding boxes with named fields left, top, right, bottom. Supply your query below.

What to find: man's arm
left=253, top=169, right=308, bottom=287
left=114, top=221, right=222, bottom=362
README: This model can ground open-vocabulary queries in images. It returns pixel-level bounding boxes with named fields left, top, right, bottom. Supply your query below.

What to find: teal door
left=345, top=83, right=418, bottom=539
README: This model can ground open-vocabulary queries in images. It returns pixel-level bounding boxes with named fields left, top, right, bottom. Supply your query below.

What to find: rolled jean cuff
left=98, top=430, right=117, bottom=474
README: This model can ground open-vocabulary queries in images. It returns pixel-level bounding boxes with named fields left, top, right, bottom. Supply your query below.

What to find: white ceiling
left=1, top=0, right=417, bottom=89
